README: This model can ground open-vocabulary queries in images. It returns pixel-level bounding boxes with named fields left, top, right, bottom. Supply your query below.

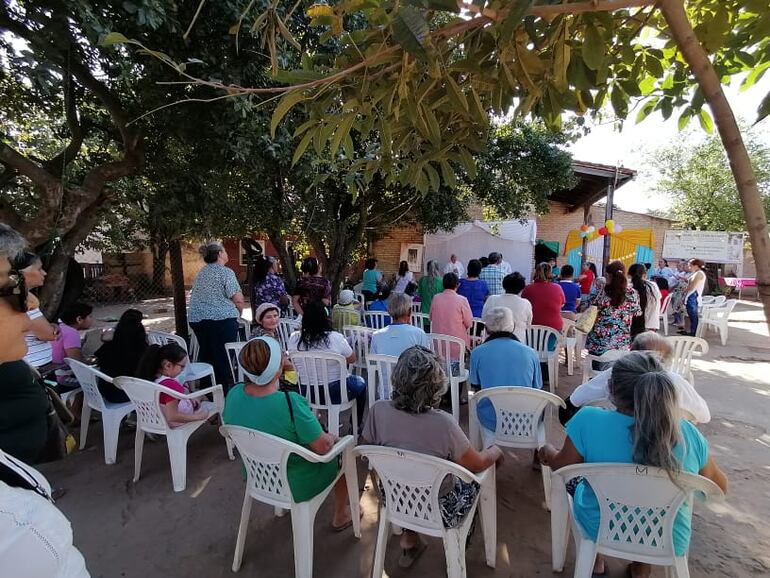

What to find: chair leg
left=328, top=407, right=341, bottom=438
left=232, top=490, right=253, bottom=572
left=451, top=378, right=460, bottom=423
left=102, top=411, right=123, bottom=465
left=166, top=432, right=190, bottom=492
left=351, top=404, right=359, bottom=439
left=343, top=447, right=362, bottom=538
left=541, top=465, right=553, bottom=511
left=371, top=512, right=390, bottom=578
left=478, top=468, right=497, bottom=568
left=443, top=528, right=468, bottom=578
left=133, top=428, right=145, bottom=483
left=79, top=404, right=92, bottom=450
left=673, top=556, right=690, bottom=578
left=573, top=537, right=597, bottom=578
left=290, top=503, right=315, bottom=578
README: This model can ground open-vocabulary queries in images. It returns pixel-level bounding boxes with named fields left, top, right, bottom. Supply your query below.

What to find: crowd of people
left=0, top=225, right=726, bottom=577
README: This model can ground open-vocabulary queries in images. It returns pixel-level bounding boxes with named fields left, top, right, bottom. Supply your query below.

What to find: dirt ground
left=39, top=301, right=770, bottom=578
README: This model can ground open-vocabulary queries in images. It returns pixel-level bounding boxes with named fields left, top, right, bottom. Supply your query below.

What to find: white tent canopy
left=424, top=219, right=537, bottom=280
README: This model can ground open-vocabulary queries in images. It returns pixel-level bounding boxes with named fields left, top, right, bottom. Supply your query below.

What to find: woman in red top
left=578, top=262, right=597, bottom=296
left=654, top=276, right=670, bottom=307
left=522, top=263, right=566, bottom=332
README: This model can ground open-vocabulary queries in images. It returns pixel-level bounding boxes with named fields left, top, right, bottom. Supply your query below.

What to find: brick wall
left=103, top=241, right=205, bottom=288
left=370, top=225, right=425, bottom=280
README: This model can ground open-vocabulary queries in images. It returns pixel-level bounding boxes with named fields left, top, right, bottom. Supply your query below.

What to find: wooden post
left=581, top=204, right=590, bottom=270
left=602, top=177, right=615, bottom=270
left=169, top=239, right=188, bottom=341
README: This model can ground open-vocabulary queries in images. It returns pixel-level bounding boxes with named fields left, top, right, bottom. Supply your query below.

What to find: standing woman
left=292, top=257, right=331, bottom=316
left=360, top=258, right=382, bottom=303
left=522, top=262, right=566, bottom=332
left=416, top=259, right=443, bottom=314
left=15, top=252, right=59, bottom=370
left=188, top=241, right=244, bottom=390
left=578, top=262, right=597, bottom=299
left=682, top=258, right=706, bottom=336
left=251, top=256, right=288, bottom=312
left=628, top=263, right=662, bottom=338
left=586, top=260, right=641, bottom=357
left=457, top=259, right=489, bottom=318
left=392, top=260, right=414, bottom=294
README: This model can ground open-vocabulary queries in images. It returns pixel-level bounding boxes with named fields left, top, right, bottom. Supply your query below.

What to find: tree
left=138, top=0, right=770, bottom=329
left=651, top=128, right=770, bottom=231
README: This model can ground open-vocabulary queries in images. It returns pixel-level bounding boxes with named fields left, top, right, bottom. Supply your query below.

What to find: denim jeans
left=302, top=375, right=367, bottom=426
left=685, top=292, right=699, bottom=336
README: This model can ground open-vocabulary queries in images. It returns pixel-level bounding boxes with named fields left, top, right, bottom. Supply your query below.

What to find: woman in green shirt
left=223, top=337, right=354, bottom=530
left=417, top=260, right=443, bottom=314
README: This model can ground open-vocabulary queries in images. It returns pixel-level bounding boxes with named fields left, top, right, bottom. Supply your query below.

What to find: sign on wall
left=400, top=243, right=424, bottom=273
left=662, top=230, right=744, bottom=264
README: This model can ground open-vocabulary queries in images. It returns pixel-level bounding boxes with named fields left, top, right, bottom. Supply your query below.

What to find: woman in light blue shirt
left=188, top=242, right=245, bottom=390
left=539, top=352, right=728, bottom=578
left=361, top=257, right=382, bottom=303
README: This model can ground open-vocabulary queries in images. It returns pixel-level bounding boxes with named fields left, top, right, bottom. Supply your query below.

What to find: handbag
left=575, top=305, right=598, bottom=334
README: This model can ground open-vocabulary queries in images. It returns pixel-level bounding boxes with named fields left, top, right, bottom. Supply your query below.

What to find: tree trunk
left=150, top=239, right=170, bottom=294
left=661, top=0, right=770, bottom=332
left=268, top=232, right=297, bottom=293
left=169, top=239, right=188, bottom=340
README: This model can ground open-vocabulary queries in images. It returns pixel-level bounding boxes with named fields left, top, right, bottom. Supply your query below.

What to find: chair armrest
left=173, top=384, right=224, bottom=400
left=287, top=435, right=356, bottom=464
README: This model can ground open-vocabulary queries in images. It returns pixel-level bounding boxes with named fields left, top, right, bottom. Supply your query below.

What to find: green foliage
left=650, top=127, right=770, bottom=231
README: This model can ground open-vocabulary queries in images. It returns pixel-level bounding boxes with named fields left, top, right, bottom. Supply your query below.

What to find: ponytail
left=609, top=351, right=682, bottom=480
left=628, top=263, right=649, bottom=314
left=604, top=260, right=628, bottom=307
left=136, top=343, right=187, bottom=381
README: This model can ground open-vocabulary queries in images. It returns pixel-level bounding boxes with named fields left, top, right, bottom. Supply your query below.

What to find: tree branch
left=44, top=73, right=85, bottom=174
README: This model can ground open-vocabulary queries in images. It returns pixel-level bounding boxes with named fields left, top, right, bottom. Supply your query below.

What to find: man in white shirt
left=443, top=254, right=465, bottom=278
left=499, top=254, right=512, bottom=276
left=370, top=293, right=430, bottom=357
left=481, top=272, right=532, bottom=341
left=560, top=331, right=710, bottom=425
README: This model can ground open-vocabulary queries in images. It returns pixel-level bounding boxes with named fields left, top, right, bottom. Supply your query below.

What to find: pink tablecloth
left=720, top=277, right=757, bottom=289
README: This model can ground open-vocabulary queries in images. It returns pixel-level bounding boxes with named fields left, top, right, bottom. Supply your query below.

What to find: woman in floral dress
left=251, top=256, right=288, bottom=311
left=586, top=261, right=642, bottom=356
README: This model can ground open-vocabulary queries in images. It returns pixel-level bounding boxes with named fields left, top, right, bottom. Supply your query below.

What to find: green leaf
left=635, top=97, right=659, bottom=124
left=741, top=61, right=770, bottom=93
left=101, top=32, right=129, bottom=46
left=644, top=54, right=664, bottom=78
left=582, top=24, right=604, bottom=71
left=291, top=131, right=314, bottom=166
left=439, top=160, right=457, bottom=188
left=425, top=163, right=440, bottom=191
left=330, top=113, right=356, bottom=157
left=610, top=86, right=628, bottom=118
left=405, top=0, right=460, bottom=13
left=553, top=24, right=570, bottom=91
left=423, top=106, right=442, bottom=146
left=756, top=91, right=770, bottom=124
left=392, top=6, right=430, bottom=62
left=270, top=90, right=305, bottom=137
left=500, top=0, right=533, bottom=39
left=698, top=108, right=714, bottom=134
left=678, top=107, right=693, bottom=131
left=445, top=75, right=468, bottom=111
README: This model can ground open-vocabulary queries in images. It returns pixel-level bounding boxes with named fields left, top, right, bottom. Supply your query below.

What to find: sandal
left=398, top=541, right=427, bottom=569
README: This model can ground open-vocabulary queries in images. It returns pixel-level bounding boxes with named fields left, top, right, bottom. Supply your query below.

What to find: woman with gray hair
left=188, top=241, right=245, bottom=389
left=560, top=331, right=710, bottom=425
left=362, top=346, right=502, bottom=568
left=539, top=351, right=728, bottom=578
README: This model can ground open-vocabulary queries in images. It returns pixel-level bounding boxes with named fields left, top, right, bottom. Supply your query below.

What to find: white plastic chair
left=428, top=333, right=468, bottom=423
left=115, top=376, right=233, bottom=492
left=289, top=351, right=358, bottom=438
left=697, top=299, right=737, bottom=346
left=343, top=325, right=373, bottom=379
left=221, top=426, right=361, bottom=576
left=364, top=311, right=390, bottom=330
left=667, top=336, right=708, bottom=385
left=410, top=311, right=430, bottom=332
left=467, top=317, right=486, bottom=350
left=65, top=358, right=134, bottom=465
left=225, top=341, right=246, bottom=384
left=237, top=317, right=250, bottom=341
left=659, top=293, right=673, bottom=335
left=550, top=463, right=724, bottom=577
left=277, top=319, right=300, bottom=351
left=561, top=319, right=577, bottom=376
left=411, top=301, right=421, bottom=314
left=188, top=326, right=200, bottom=362
left=355, top=445, right=497, bottom=578
left=469, top=387, right=565, bottom=510
left=365, top=353, right=399, bottom=408
left=524, top=325, right=562, bottom=392
left=581, top=349, right=629, bottom=384
left=147, top=330, right=215, bottom=387
left=699, top=295, right=716, bottom=306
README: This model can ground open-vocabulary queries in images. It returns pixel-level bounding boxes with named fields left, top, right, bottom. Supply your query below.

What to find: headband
left=239, top=336, right=282, bottom=386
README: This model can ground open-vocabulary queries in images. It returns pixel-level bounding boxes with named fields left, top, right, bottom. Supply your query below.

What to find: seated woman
left=224, top=337, right=354, bottom=530
left=287, top=301, right=367, bottom=420
left=94, top=309, right=148, bottom=403
left=539, top=352, right=728, bottom=578
left=362, top=346, right=503, bottom=568
left=251, top=302, right=282, bottom=339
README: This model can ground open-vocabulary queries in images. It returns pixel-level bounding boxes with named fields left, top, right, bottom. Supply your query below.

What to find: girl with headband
left=222, top=337, right=356, bottom=531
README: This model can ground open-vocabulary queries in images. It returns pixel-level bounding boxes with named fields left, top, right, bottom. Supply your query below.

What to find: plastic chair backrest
left=366, top=354, right=399, bottom=402
left=148, top=330, right=188, bottom=353
left=660, top=293, right=672, bottom=316
left=666, top=336, right=708, bottom=378
left=471, top=387, right=565, bottom=449
left=289, top=351, right=350, bottom=406
left=468, top=317, right=486, bottom=350
left=188, top=326, right=200, bottom=361
left=354, top=445, right=479, bottom=535
left=225, top=342, right=246, bottom=384
left=700, top=295, right=716, bottom=305
left=411, top=302, right=421, bottom=314
left=354, top=292, right=365, bottom=308
left=237, top=318, right=249, bottom=341
left=343, top=325, right=373, bottom=372
left=65, top=358, right=114, bottom=411
left=712, top=295, right=726, bottom=306
left=221, top=425, right=295, bottom=507
left=428, top=333, right=467, bottom=372
left=114, top=376, right=172, bottom=434
left=524, top=325, right=560, bottom=360
left=277, top=319, right=300, bottom=351
left=364, top=311, right=390, bottom=330
left=554, top=463, right=723, bottom=562
left=410, top=312, right=429, bottom=332
left=717, top=299, right=738, bottom=317
left=582, top=349, right=629, bottom=382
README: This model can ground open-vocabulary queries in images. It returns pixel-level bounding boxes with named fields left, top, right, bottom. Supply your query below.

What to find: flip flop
left=398, top=542, right=427, bottom=568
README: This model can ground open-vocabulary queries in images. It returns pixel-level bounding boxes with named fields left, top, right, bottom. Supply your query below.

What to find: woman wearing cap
left=331, top=289, right=361, bottom=332
left=251, top=302, right=282, bottom=339
left=223, top=337, right=355, bottom=530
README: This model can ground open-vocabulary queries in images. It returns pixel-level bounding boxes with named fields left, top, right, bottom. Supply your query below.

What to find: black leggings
left=190, top=318, right=239, bottom=391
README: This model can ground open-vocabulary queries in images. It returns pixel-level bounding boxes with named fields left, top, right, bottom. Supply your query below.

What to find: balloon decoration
left=579, top=224, right=589, bottom=232
left=578, top=219, right=624, bottom=239
left=599, top=226, right=609, bottom=236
